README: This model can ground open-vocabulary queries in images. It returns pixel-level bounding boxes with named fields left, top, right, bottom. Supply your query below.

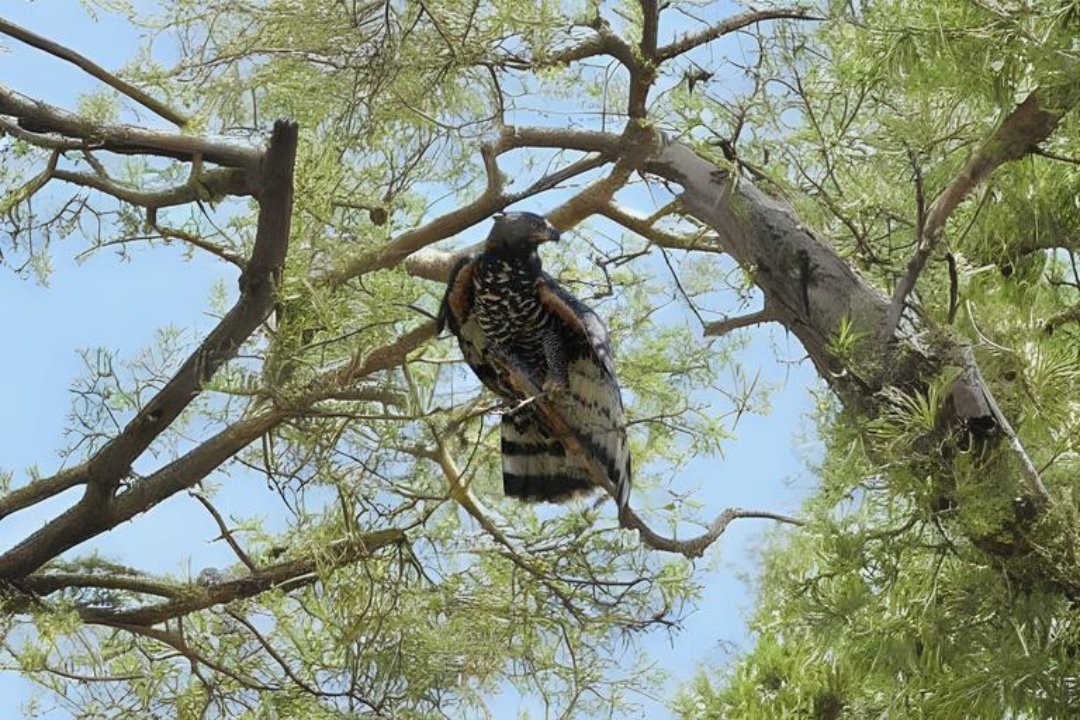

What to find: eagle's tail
left=500, top=395, right=631, bottom=512
left=500, top=408, right=593, bottom=502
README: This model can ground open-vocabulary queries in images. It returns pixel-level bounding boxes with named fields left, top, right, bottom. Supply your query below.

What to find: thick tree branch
left=639, top=134, right=1060, bottom=569
left=647, top=138, right=890, bottom=387
left=0, top=467, right=85, bottom=522
left=0, top=84, right=260, bottom=168
left=886, top=83, right=1080, bottom=338
left=629, top=0, right=660, bottom=119
left=0, top=116, right=85, bottom=150
left=0, top=120, right=298, bottom=581
left=0, top=16, right=189, bottom=128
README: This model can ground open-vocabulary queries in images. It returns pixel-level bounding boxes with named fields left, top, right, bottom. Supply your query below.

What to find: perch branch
left=487, top=352, right=801, bottom=558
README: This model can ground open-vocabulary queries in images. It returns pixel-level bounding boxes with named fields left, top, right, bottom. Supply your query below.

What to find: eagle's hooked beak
left=537, top=219, right=560, bottom=245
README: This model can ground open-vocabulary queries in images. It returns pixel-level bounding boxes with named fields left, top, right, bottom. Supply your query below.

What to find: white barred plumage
left=437, top=212, right=631, bottom=511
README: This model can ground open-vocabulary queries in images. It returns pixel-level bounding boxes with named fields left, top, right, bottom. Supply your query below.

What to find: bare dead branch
left=886, top=83, right=1080, bottom=339
left=0, top=16, right=189, bottom=127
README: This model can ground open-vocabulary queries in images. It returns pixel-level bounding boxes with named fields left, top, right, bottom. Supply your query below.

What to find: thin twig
left=191, top=493, right=258, bottom=571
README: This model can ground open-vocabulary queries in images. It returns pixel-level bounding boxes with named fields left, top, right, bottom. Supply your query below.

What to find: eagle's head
left=484, top=212, right=560, bottom=257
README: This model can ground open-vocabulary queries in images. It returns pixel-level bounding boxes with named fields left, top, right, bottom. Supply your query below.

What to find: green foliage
left=3, top=0, right=1078, bottom=716
left=677, top=1, right=1080, bottom=717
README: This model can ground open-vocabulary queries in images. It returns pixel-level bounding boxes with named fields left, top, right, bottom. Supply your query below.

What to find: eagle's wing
left=438, top=256, right=509, bottom=398
left=533, top=273, right=632, bottom=512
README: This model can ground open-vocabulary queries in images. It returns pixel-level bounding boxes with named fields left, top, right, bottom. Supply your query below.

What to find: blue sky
left=0, top=2, right=821, bottom=716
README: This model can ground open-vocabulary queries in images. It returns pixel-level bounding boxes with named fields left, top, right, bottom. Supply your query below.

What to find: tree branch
left=326, top=140, right=612, bottom=286
left=629, top=0, right=659, bottom=119
left=77, top=529, right=404, bottom=626
left=703, top=308, right=776, bottom=336
left=19, top=572, right=183, bottom=599
left=656, top=8, right=823, bottom=62
left=403, top=157, right=630, bottom=283
left=598, top=202, right=712, bottom=250
left=486, top=350, right=801, bottom=557
left=0, top=116, right=85, bottom=150
left=192, top=493, right=258, bottom=572
left=885, top=83, right=1080, bottom=339
left=960, top=347, right=1050, bottom=504
left=50, top=166, right=249, bottom=207
left=0, top=466, right=85, bottom=523
left=0, top=84, right=259, bottom=168
left=0, top=120, right=298, bottom=581
left=0, top=16, right=189, bottom=128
